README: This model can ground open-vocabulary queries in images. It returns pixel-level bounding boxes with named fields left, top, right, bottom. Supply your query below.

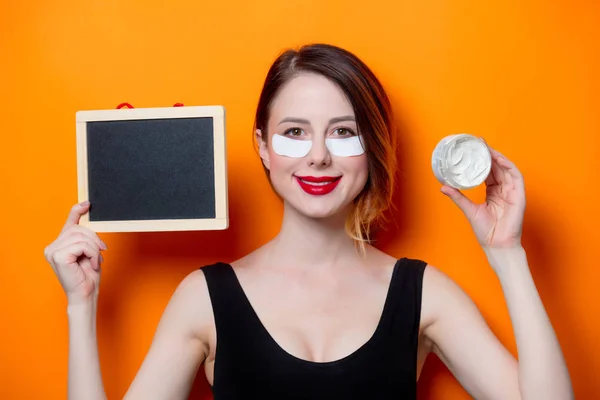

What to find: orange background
left=1, top=0, right=598, bottom=398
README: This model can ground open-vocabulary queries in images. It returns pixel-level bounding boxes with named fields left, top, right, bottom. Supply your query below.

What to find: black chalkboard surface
left=75, top=105, right=228, bottom=232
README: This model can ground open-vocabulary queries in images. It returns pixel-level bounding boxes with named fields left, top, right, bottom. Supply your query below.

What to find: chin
left=292, top=201, right=345, bottom=219
left=287, top=202, right=345, bottom=219
left=281, top=188, right=356, bottom=220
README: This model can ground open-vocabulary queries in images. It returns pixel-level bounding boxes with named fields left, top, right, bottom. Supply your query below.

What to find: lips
left=295, top=175, right=342, bottom=195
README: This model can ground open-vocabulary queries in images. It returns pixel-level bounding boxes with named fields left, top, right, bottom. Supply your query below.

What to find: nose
left=307, top=138, right=331, bottom=168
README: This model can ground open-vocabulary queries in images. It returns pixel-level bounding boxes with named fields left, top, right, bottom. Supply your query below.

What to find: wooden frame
left=75, top=105, right=228, bottom=232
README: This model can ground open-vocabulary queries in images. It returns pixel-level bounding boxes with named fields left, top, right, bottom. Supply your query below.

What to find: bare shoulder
left=421, top=265, right=471, bottom=322
left=419, top=264, right=487, bottom=346
left=165, top=268, right=215, bottom=346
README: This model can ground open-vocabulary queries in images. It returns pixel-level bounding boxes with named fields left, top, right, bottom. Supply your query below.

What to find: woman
left=44, top=44, right=573, bottom=399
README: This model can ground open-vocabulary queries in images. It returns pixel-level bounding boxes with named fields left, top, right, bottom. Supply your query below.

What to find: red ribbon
left=116, top=103, right=184, bottom=109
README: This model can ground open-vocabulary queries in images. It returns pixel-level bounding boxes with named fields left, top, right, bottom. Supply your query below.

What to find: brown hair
left=253, top=43, right=397, bottom=251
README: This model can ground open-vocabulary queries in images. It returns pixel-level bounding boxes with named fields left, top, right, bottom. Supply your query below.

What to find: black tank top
left=201, top=257, right=426, bottom=399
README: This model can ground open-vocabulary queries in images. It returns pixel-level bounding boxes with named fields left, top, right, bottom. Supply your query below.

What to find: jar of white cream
left=431, top=134, right=492, bottom=190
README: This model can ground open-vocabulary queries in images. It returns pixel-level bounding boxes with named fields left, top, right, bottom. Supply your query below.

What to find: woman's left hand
left=441, top=141, right=526, bottom=249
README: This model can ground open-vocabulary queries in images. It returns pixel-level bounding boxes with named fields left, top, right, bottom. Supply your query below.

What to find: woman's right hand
left=44, top=201, right=108, bottom=304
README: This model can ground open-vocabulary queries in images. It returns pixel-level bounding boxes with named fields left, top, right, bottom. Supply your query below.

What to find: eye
left=282, top=127, right=305, bottom=137
left=332, top=127, right=356, bottom=137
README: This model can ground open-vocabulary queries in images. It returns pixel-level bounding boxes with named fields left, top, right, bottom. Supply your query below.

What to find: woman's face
left=257, top=72, right=369, bottom=219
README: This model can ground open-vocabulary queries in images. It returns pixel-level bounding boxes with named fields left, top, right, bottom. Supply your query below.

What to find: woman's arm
left=64, top=269, right=212, bottom=400
left=422, top=251, right=573, bottom=400
left=487, top=246, right=572, bottom=399
left=67, top=296, right=107, bottom=400
left=47, top=204, right=213, bottom=399
left=427, top=141, right=573, bottom=399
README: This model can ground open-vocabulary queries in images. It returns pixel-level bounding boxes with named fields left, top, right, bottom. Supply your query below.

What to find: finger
left=61, top=201, right=91, bottom=233
left=440, top=185, right=477, bottom=219
left=80, top=253, right=101, bottom=273
left=486, top=145, right=504, bottom=159
left=74, top=242, right=100, bottom=272
left=80, top=256, right=93, bottom=273
left=487, top=154, right=505, bottom=186
left=478, top=138, right=500, bottom=186
left=478, top=139, right=519, bottom=187
left=53, top=232, right=103, bottom=257
left=68, top=241, right=98, bottom=261
left=67, top=226, right=107, bottom=251
left=44, top=244, right=55, bottom=263
left=494, top=152, right=523, bottom=182
left=485, top=162, right=499, bottom=186
left=487, top=146, right=513, bottom=170
left=71, top=237, right=101, bottom=256
left=53, top=242, right=98, bottom=270
left=75, top=241, right=100, bottom=271
left=487, top=147, right=525, bottom=187
left=480, top=143, right=508, bottom=183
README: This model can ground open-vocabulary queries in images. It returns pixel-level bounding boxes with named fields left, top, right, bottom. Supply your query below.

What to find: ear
left=255, top=129, right=270, bottom=170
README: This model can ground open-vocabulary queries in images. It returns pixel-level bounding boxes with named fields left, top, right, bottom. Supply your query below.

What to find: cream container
left=431, top=134, right=492, bottom=190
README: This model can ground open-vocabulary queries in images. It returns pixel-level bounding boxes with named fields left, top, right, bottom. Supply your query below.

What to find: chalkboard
left=75, top=106, right=228, bottom=232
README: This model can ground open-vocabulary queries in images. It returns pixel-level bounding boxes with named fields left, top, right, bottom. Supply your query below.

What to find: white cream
left=431, top=134, right=491, bottom=189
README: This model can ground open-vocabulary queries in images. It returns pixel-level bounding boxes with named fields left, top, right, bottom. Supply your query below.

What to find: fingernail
left=101, top=242, right=108, bottom=250
left=100, top=254, right=104, bottom=263
left=80, top=200, right=90, bottom=206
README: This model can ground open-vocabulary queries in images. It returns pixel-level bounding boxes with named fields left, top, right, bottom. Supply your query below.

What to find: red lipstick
left=295, top=175, right=342, bottom=195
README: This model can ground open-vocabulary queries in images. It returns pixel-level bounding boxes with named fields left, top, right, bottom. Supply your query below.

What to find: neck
left=268, top=201, right=360, bottom=268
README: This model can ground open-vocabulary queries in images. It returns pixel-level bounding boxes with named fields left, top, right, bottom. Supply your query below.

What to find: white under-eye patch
left=326, top=135, right=365, bottom=157
left=271, top=134, right=366, bottom=158
left=272, top=134, right=312, bottom=157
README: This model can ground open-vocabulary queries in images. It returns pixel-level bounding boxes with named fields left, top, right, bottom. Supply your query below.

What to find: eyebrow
left=277, top=115, right=356, bottom=126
